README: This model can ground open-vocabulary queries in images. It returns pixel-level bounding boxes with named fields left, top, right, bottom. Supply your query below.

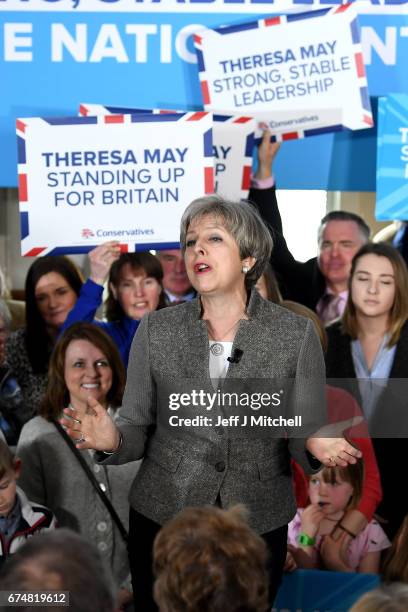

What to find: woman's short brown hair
left=180, top=196, right=273, bottom=291
left=153, top=505, right=269, bottom=612
left=41, top=322, right=125, bottom=420
left=342, top=243, right=408, bottom=346
left=258, top=263, right=282, bottom=304
left=105, top=252, right=165, bottom=321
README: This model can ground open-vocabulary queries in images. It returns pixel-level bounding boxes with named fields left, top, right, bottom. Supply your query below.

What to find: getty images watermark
left=167, top=389, right=302, bottom=428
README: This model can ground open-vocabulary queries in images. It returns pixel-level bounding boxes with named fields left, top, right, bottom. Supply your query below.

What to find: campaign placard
left=16, top=112, right=213, bottom=256
left=376, top=94, right=408, bottom=221
left=80, top=104, right=255, bottom=199
left=194, top=5, right=373, bottom=141
left=2, top=3, right=408, bottom=192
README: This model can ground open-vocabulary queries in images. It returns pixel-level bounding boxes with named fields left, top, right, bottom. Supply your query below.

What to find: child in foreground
left=287, top=460, right=390, bottom=573
left=0, top=440, right=56, bottom=566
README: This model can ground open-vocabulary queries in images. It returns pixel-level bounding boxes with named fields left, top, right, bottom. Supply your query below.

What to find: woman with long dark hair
left=6, top=256, right=82, bottom=417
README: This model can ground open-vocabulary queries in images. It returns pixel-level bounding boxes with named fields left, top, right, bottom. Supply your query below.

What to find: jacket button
left=215, top=427, right=224, bottom=436
left=215, top=461, right=226, bottom=472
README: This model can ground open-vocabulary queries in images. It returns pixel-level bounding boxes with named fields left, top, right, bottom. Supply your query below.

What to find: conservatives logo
left=81, top=228, right=95, bottom=238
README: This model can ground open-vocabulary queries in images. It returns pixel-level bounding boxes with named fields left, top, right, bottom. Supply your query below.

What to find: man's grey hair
left=317, top=210, right=370, bottom=245
left=0, top=529, right=116, bottom=612
left=0, top=299, right=11, bottom=329
left=180, top=196, right=273, bottom=289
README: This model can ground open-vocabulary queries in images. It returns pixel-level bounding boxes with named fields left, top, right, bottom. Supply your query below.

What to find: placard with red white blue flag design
left=80, top=104, right=255, bottom=200
left=16, top=112, right=213, bottom=256
left=194, top=5, right=372, bottom=142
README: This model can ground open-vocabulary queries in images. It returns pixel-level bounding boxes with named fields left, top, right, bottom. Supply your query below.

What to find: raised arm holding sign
left=195, top=5, right=372, bottom=141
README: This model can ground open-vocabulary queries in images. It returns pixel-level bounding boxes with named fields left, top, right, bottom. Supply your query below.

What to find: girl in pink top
left=287, top=461, right=390, bottom=574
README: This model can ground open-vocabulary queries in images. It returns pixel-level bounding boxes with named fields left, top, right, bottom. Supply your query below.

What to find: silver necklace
left=206, top=317, right=243, bottom=357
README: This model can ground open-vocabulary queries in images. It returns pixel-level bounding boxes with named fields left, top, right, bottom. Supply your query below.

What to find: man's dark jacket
left=248, top=186, right=326, bottom=311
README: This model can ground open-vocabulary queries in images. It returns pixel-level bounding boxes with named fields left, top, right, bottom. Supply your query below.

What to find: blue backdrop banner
left=2, top=3, right=408, bottom=189
left=273, top=569, right=380, bottom=612
left=376, top=94, right=408, bottom=220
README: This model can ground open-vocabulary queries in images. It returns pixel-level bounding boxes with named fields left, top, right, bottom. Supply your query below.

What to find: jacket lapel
left=178, top=299, right=212, bottom=382
left=389, top=321, right=408, bottom=378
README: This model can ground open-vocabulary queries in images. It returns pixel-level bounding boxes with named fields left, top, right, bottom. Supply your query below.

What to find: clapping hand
left=59, top=396, right=121, bottom=452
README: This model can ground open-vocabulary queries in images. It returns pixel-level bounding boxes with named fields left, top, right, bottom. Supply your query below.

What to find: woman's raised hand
left=89, top=241, right=121, bottom=286
left=306, top=416, right=363, bottom=467
left=59, top=396, right=121, bottom=452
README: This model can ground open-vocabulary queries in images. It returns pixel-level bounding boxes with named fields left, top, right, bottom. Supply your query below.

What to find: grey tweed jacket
left=109, top=289, right=326, bottom=534
left=17, top=416, right=140, bottom=588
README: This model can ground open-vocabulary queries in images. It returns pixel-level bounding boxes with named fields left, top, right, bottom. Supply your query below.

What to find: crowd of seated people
left=0, top=135, right=407, bottom=611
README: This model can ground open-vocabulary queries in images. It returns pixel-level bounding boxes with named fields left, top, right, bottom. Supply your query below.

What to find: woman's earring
left=242, top=265, right=250, bottom=274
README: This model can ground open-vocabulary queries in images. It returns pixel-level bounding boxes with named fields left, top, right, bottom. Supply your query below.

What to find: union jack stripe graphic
left=194, top=3, right=372, bottom=138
